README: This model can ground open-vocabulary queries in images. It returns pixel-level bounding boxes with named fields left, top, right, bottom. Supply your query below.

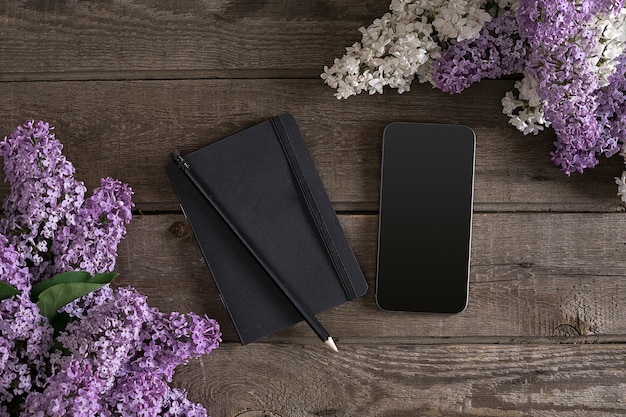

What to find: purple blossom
left=0, top=120, right=87, bottom=279
left=0, top=234, right=32, bottom=293
left=51, top=177, right=134, bottom=277
left=433, top=0, right=623, bottom=175
left=13, top=285, right=220, bottom=416
left=516, top=0, right=591, bottom=42
left=517, top=0, right=623, bottom=41
left=106, top=371, right=170, bottom=416
left=0, top=121, right=221, bottom=415
left=104, top=371, right=207, bottom=417
left=433, top=12, right=528, bottom=93
left=596, top=55, right=626, bottom=150
left=58, top=287, right=157, bottom=390
left=22, top=359, right=104, bottom=416
left=0, top=120, right=134, bottom=280
left=517, top=0, right=621, bottom=174
left=0, top=294, right=54, bottom=409
left=427, top=1, right=626, bottom=175
left=162, top=387, right=209, bottom=417
left=57, top=286, right=220, bottom=413
left=133, top=311, right=221, bottom=381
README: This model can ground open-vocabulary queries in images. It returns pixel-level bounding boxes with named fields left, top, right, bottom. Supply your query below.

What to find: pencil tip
left=325, top=337, right=339, bottom=353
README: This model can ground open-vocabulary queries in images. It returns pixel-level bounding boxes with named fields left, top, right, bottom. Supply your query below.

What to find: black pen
left=171, top=150, right=338, bottom=353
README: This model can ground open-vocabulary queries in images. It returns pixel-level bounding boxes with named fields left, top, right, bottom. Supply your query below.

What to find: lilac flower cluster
left=0, top=294, right=54, bottom=412
left=432, top=0, right=626, bottom=175
left=320, top=0, right=492, bottom=99
left=432, top=11, right=527, bottom=94
left=325, top=0, right=626, bottom=196
left=0, top=120, right=133, bottom=279
left=0, top=121, right=221, bottom=416
left=0, top=235, right=32, bottom=293
left=24, top=288, right=220, bottom=416
left=602, top=56, right=626, bottom=199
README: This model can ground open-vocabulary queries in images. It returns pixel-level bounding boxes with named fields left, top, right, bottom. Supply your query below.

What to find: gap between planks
left=255, top=334, right=626, bottom=346
left=130, top=202, right=626, bottom=215
left=0, top=69, right=323, bottom=83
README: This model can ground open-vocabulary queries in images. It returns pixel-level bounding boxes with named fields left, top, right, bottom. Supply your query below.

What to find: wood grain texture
left=0, top=79, right=623, bottom=212
left=115, top=213, right=626, bottom=343
left=173, top=343, right=626, bottom=417
left=2, top=1, right=625, bottom=415
left=0, top=0, right=389, bottom=76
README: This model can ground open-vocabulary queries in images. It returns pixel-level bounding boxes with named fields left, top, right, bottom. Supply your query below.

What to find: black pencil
left=171, top=150, right=338, bottom=353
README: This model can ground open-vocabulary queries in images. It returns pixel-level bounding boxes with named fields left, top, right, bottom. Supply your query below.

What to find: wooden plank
left=172, top=343, right=626, bottom=417
left=114, top=213, right=626, bottom=343
left=3, top=2, right=622, bottom=416
left=0, top=0, right=389, bottom=77
left=0, top=79, right=622, bottom=212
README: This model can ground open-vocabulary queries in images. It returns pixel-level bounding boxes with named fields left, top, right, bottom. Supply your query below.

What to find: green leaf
left=32, top=271, right=90, bottom=300
left=36, top=282, right=105, bottom=318
left=31, top=271, right=118, bottom=301
left=0, top=281, right=20, bottom=300
left=49, top=312, right=73, bottom=334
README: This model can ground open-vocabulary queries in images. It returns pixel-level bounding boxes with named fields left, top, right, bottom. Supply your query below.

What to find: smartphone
left=375, top=122, right=475, bottom=313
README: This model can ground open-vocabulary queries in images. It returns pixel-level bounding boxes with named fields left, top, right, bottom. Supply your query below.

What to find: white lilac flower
left=615, top=172, right=626, bottom=203
left=431, top=0, right=491, bottom=42
left=502, top=75, right=551, bottom=135
left=590, top=7, right=626, bottom=86
left=321, top=0, right=495, bottom=98
left=324, top=0, right=626, bottom=183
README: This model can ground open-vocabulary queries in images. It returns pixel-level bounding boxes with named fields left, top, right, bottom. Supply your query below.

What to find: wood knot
left=313, top=410, right=340, bottom=416
left=234, top=411, right=283, bottom=417
left=168, top=221, right=191, bottom=239
left=554, top=324, right=581, bottom=336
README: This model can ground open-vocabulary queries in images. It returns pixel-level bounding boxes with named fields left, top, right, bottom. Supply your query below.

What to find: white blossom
left=320, top=0, right=493, bottom=99
left=615, top=172, right=626, bottom=204
left=589, top=7, right=626, bottom=87
left=432, top=0, right=491, bottom=41
left=501, top=75, right=550, bottom=135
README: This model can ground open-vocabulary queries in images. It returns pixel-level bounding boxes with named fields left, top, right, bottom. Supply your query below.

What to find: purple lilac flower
left=105, top=373, right=208, bottom=417
left=132, top=311, right=221, bottom=381
left=0, top=121, right=134, bottom=281
left=0, top=120, right=87, bottom=279
left=1, top=120, right=135, bottom=320
left=55, top=176, right=134, bottom=318
left=0, top=294, right=54, bottom=408
left=0, top=234, right=32, bottom=293
left=56, top=286, right=220, bottom=414
left=22, top=359, right=104, bottom=416
left=0, top=119, right=219, bottom=414
left=0, top=331, right=21, bottom=407
left=106, top=370, right=169, bottom=416
left=15, top=284, right=220, bottom=416
left=517, top=0, right=624, bottom=40
left=596, top=54, right=626, bottom=148
left=516, top=0, right=592, bottom=42
left=58, top=287, right=157, bottom=392
left=433, top=11, right=528, bottom=94
left=433, top=2, right=624, bottom=175
left=517, top=0, right=621, bottom=174
left=51, top=177, right=134, bottom=277
left=162, top=387, right=208, bottom=417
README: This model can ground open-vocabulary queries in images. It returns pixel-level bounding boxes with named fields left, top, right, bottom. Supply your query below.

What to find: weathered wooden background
left=1, top=1, right=625, bottom=416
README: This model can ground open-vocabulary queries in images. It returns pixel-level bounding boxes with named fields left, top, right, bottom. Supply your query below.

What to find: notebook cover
left=165, top=113, right=367, bottom=344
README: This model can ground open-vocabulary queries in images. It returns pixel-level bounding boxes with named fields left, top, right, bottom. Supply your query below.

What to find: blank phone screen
left=375, top=123, right=475, bottom=313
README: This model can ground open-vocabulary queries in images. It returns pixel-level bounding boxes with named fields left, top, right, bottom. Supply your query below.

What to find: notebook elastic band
left=270, top=116, right=358, bottom=300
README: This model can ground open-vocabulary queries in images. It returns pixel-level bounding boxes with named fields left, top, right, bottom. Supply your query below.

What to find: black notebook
left=165, top=113, right=368, bottom=344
